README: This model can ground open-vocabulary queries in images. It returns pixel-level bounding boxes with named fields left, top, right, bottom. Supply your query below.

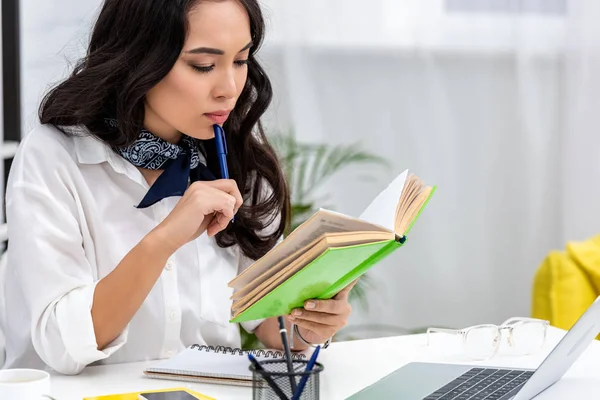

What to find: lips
left=204, top=110, right=231, bottom=124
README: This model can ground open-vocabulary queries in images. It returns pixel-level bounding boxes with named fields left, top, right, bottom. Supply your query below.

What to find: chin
left=184, top=124, right=215, bottom=140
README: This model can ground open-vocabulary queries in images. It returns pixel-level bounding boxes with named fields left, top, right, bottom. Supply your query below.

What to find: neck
left=143, top=107, right=182, bottom=144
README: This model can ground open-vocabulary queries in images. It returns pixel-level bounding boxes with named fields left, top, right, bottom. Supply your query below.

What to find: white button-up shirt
left=0, top=124, right=265, bottom=375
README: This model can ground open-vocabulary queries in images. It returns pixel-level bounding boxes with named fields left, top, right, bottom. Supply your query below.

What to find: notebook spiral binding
left=190, top=344, right=307, bottom=360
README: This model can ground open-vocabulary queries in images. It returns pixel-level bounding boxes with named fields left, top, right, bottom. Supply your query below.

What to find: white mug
left=0, top=368, right=54, bottom=400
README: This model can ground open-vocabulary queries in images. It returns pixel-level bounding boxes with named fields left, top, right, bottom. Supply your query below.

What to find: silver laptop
left=348, top=296, right=600, bottom=400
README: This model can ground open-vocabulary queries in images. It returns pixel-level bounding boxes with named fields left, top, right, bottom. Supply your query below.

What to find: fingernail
left=293, top=309, right=302, bottom=316
left=305, top=301, right=316, bottom=310
left=289, top=315, right=296, bottom=321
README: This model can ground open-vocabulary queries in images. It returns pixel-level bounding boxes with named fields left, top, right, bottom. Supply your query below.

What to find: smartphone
left=137, top=391, right=200, bottom=400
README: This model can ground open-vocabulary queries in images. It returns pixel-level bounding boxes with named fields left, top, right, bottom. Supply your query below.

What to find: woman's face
left=144, top=0, right=251, bottom=143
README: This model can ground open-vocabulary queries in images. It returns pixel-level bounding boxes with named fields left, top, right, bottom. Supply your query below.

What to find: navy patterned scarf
left=106, top=119, right=217, bottom=208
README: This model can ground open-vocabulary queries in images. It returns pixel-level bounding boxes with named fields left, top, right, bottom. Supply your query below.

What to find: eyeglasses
left=427, top=317, right=549, bottom=361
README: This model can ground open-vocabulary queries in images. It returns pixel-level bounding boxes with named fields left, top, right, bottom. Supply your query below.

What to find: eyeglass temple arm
left=427, top=327, right=462, bottom=335
left=427, top=327, right=463, bottom=345
left=501, top=317, right=550, bottom=326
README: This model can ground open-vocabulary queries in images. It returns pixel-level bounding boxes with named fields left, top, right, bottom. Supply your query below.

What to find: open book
left=228, top=170, right=435, bottom=323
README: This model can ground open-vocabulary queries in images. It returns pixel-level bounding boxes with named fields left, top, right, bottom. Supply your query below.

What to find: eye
left=234, top=59, right=249, bottom=67
left=191, top=64, right=214, bottom=74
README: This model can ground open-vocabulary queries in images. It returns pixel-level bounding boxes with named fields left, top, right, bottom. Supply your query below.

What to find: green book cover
left=230, top=171, right=435, bottom=323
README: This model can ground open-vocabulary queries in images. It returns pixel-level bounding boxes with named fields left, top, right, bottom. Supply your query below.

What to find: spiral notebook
left=143, top=344, right=307, bottom=387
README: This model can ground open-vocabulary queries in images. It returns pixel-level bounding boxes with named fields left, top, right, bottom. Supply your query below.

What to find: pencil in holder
left=249, top=359, right=324, bottom=400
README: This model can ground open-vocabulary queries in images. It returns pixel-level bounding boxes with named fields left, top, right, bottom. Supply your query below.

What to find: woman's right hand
left=151, top=179, right=244, bottom=253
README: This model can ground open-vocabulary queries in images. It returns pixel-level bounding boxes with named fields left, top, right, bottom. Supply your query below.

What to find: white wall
left=259, top=47, right=565, bottom=335
left=19, top=1, right=590, bottom=338
left=0, top=1, right=5, bottom=366
left=0, top=3, right=4, bottom=216
left=258, top=1, right=572, bottom=334
left=20, top=0, right=100, bottom=136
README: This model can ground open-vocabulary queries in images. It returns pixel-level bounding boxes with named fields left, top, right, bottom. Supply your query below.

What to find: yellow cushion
left=567, top=235, right=600, bottom=292
left=532, top=248, right=597, bottom=331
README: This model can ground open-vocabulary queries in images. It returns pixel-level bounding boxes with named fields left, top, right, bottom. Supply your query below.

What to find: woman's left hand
left=288, top=280, right=358, bottom=344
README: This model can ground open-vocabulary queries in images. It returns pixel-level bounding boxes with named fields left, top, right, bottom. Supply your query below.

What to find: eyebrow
left=184, top=41, right=253, bottom=55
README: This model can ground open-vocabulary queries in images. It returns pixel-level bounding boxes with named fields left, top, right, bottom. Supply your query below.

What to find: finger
left=198, top=190, right=234, bottom=237
left=289, top=309, right=345, bottom=326
left=207, top=213, right=230, bottom=237
left=204, top=179, right=244, bottom=211
left=334, top=279, right=360, bottom=300
left=292, top=318, right=337, bottom=339
left=303, top=298, right=349, bottom=315
left=199, top=211, right=213, bottom=227
left=193, top=186, right=236, bottom=216
left=207, top=206, right=235, bottom=236
left=214, top=199, right=235, bottom=220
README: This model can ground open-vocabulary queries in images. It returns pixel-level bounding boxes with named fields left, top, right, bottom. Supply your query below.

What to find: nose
left=213, top=68, right=238, bottom=100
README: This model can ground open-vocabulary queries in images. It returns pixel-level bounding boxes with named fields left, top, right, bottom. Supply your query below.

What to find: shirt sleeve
left=5, top=183, right=128, bottom=375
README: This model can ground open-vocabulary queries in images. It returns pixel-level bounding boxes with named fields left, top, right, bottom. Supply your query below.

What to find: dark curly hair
left=38, top=0, right=289, bottom=260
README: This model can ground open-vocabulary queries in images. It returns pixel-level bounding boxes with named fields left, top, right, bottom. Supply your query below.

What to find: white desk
left=51, top=327, right=600, bottom=399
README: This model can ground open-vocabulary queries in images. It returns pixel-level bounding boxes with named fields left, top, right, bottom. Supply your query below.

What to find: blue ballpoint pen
left=292, top=345, right=321, bottom=400
left=213, top=124, right=234, bottom=223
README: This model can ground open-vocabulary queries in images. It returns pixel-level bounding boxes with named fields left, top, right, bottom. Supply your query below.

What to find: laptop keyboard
left=423, top=368, right=534, bottom=400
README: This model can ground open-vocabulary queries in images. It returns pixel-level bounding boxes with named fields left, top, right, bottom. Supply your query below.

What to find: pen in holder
left=249, top=358, right=323, bottom=400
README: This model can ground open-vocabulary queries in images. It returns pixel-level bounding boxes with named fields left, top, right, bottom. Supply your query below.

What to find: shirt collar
left=69, top=125, right=134, bottom=176
left=70, top=125, right=209, bottom=190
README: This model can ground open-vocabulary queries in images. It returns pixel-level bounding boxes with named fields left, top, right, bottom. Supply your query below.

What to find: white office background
left=16, top=0, right=600, bottom=336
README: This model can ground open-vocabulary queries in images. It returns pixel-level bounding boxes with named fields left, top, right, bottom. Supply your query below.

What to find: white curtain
left=562, top=1, right=600, bottom=243
left=259, top=0, right=600, bottom=334
left=17, top=0, right=600, bottom=335
left=20, top=0, right=98, bottom=136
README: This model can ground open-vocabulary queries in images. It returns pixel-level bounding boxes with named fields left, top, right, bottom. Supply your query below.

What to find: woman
left=1, top=0, right=354, bottom=374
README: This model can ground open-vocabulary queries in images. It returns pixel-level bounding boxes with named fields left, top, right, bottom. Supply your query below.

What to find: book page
left=359, top=169, right=409, bottom=233
left=232, top=231, right=392, bottom=313
left=396, top=185, right=433, bottom=236
left=228, top=209, right=390, bottom=290
left=231, top=234, right=325, bottom=301
left=396, top=174, right=422, bottom=222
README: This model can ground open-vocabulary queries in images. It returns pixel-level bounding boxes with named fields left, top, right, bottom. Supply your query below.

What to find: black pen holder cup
left=249, top=359, right=323, bottom=400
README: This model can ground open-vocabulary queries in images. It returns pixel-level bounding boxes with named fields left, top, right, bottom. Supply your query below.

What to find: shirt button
left=165, top=261, right=173, bottom=271
left=165, top=350, right=173, bottom=358
left=169, top=310, right=177, bottom=320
